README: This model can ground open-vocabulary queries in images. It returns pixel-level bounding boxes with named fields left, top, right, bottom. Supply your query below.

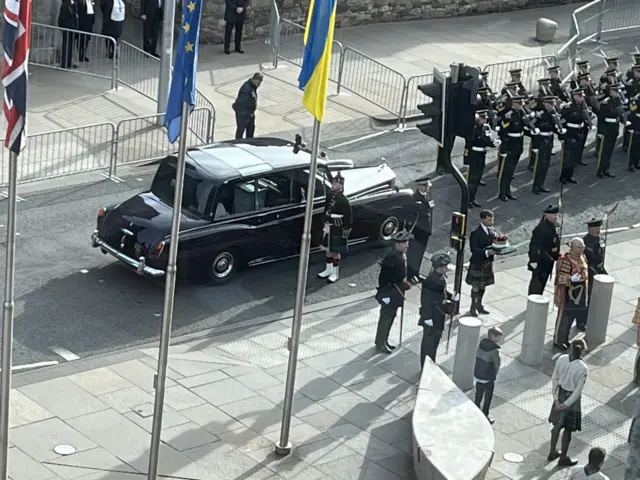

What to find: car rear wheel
left=377, top=216, right=400, bottom=243
left=208, top=249, right=240, bottom=285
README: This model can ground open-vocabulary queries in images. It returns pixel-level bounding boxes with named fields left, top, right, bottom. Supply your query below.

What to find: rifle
left=394, top=284, right=406, bottom=347
left=602, top=202, right=619, bottom=265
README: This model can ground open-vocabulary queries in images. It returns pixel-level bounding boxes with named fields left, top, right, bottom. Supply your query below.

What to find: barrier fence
left=0, top=108, right=214, bottom=189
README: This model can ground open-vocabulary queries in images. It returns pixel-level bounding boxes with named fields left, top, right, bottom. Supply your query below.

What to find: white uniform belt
left=566, top=122, right=583, bottom=128
left=604, top=117, right=617, bottom=123
left=471, top=146, right=486, bottom=152
left=538, top=131, right=553, bottom=136
left=507, top=132, right=524, bottom=138
left=330, top=214, right=344, bottom=218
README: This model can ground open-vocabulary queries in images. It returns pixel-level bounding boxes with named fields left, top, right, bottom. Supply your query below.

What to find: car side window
left=294, top=169, right=326, bottom=203
left=256, top=173, right=295, bottom=209
left=212, top=179, right=258, bottom=219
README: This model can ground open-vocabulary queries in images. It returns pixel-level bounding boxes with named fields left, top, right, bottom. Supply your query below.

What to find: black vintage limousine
left=91, top=137, right=420, bottom=285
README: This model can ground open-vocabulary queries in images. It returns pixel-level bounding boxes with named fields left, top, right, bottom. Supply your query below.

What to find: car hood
left=337, top=164, right=396, bottom=197
left=101, top=192, right=209, bottom=246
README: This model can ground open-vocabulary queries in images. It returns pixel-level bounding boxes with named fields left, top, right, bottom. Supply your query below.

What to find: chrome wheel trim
left=211, top=252, right=234, bottom=279
left=380, top=217, right=399, bottom=241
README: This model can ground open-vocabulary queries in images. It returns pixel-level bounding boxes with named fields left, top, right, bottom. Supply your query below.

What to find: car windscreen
left=150, top=157, right=216, bottom=218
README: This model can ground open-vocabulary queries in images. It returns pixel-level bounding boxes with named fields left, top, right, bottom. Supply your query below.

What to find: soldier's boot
left=317, top=261, right=333, bottom=279
left=328, top=265, right=339, bottom=283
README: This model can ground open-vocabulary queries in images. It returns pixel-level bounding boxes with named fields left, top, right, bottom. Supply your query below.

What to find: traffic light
left=449, top=65, right=480, bottom=140
left=450, top=212, right=466, bottom=250
left=416, top=69, right=448, bottom=146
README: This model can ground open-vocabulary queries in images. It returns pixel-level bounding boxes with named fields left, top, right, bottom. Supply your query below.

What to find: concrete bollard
left=586, top=274, right=615, bottom=346
left=520, top=294, right=550, bottom=366
left=453, top=316, right=483, bottom=390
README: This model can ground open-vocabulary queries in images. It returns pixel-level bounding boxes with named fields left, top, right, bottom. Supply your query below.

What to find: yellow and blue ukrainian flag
left=165, top=0, right=202, bottom=143
left=297, top=0, right=337, bottom=122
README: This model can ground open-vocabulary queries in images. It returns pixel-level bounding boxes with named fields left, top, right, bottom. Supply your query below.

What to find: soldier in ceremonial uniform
left=560, top=88, right=591, bottom=183
left=601, top=57, right=624, bottom=84
left=622, top=65, right=640, bottom=153
left=548, top=66, right=571, bottom=103
left=418, top=253, right=455, bottom=366
left=527, top=204, right=561, bottom=295
left=477, top=87, right=497, bottom=129
left=374, top=231, right=412, bottom=354
left=527, top=79, right=551, bottom=171
left=504, top=69, right=528, bottom=96
left=479, top=71, right=493, bottom=93
left=498, top=97, right=533, bottom=201
left=531, top=95, right=564, bottom=192
left=628, top=91, right=640, bottom=171
left=466, top=209, right=496, bottom=317
left=554, top=237, right=590, bottom=346
left=596, top=84, right=625, bottom=178
left=570, top=61, right=591, bottom=90
left=467, top=110, right=499, bottom=208
left=583, top=218, right=607, bottom=309
left=317, top=172, right=352, bottom=283
left=406, top=176, right=434, bottom=283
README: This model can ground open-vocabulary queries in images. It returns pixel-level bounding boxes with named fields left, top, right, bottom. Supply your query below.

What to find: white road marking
left=5, top=361, right=59, bottom=371
left=562, top=226, right=630, bottom=238
left=633, top=223, right=640, bottom=229
left=328, top=130, right=394, bottom=149
left=51, top=347, right=80, bottom=361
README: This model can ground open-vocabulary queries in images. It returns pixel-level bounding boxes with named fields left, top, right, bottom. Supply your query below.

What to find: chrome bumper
left=91, top=230, right=165, bottom=278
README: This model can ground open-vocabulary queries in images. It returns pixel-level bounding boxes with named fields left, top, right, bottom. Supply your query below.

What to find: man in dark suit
left=76, top=0, right=95, bottom=63
left=465, top=209, right=496, bottom=317
left=58, top=0, right=78, bottom=69
left=406, top=176, right=434, bottom=283
left=224, top=0, right=248, bottom=55
left=527, top=204, right=561, bottom=295
left=233, top=72, right=262, bottom=139
left=141, top=0, right=162, bottom=57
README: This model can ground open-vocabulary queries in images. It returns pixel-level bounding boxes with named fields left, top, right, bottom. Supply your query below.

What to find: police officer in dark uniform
left=467, top=110, right=499, bottom=208
left=560, top=89, right=592, bottom=183
left=548, top=66, right=571, bottom=103
left=527, top=204, right=561, bottom=295
left=498, top=96, right=533, bottom=201
left=583, top=218, right=607, bottom=308
left=532, top=96, right=564, bottom=192
left=628, top=91, right=640, bottom=171
left=419, top=253, right=455, bottom=367
left=406, top=177, right=434, bottom=283
left=374, top=231, right=412, bottom=354
left=596, top=84, right=625, bottom=178
left=317, top=172, right=352, bottom=283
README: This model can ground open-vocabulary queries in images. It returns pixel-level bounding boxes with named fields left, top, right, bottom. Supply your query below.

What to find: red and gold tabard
left=554, top=252, right=589, bottom=310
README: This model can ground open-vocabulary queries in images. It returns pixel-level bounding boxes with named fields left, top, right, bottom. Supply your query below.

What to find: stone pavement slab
left=4, top=237, right=640, bottom=479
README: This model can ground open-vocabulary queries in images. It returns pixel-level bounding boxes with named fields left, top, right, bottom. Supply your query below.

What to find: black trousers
left=61, top=30, right=75, bottom=68
left=420, top=327, right=442, bottom=367
left=629, top=133, right=640, bottom=168
left=406, top=231, right=430, bottom=278
left=467, top=154, right=485, bottom=202
left=224, top=21, right=244, bottom=51
left=475, top=381, right=494, bottom=415
left=533, top=137, right=552, bottom=188
left=78, top=17, right=94, bottom=60
left=623, top=124, right=631, bottom=151
left=528, top=266, right=551, bottom=295
left=554, top=307, right=587, bottom=345
left=143, top=12, right=162, bottom=54
left=597, top=131, right=617, bottom=174
left=235, top=113, right=255, bottom=139
left=105, top=20, right=123, bottom=58
left=375, top=304, right=398, bottom=347
left=560, top=135, right=583, bottom=181
left=499, top=141, right=523, bottom=196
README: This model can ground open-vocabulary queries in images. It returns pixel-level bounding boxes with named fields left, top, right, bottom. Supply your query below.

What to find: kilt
left=465, top=261, right=495, bottom=289
left=548, top=386, right=582, bottom=432
left=321, top=233, right=348, bottom=255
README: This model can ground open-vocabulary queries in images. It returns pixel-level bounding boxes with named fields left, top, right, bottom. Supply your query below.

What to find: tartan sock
left=478, top=289, right=486, bottom=306
left=560, top=429, right=572, bottom=456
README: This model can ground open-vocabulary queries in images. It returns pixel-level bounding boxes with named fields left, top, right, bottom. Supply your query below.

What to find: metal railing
left=484, top=56, right=558, bottom=93
left=29, top=22, right=118, bottom=89
left=0, top=108, right=214, bottom=188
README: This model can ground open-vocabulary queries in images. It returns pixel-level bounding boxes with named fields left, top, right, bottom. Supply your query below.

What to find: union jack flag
left=2, top=0, right=31, bottom=154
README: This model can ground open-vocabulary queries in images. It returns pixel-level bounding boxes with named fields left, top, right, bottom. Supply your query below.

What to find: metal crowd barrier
left=29, top=22, right=118, bottom=90
left=483, top=55, right=558, bottom=93
left=117, top=41, right=161, bottom=101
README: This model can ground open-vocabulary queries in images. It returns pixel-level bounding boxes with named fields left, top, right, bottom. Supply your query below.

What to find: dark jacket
left=527, top=219, right=560, bottom=273
left=468, top=225, right=494, bottom=268
left=58, top=2, right=79, bottom=30
left=225, top=0, right=248, bottom=23
left=142, top=0, right=162, bottom=17
left=474, top=337, right=501, bottom=382
left=418, top=272, right=452, bottom=331
left=76, top=0, right=95, bottom=31
left=597, top=96, right=624, bottom=136
left=410, top=191, right=433, bottom=237
left=583, top=233, right=607, bottom=277
left=323, top=190, right=352, bottom=237
left=376, top=249, right=407, bottom=308
left=233, top=79, right=258, bottom=118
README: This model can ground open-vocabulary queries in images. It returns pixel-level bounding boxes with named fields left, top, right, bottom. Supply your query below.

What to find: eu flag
left=165, top=0, right=202, bottom=143
left=297, top=0, right=337, bottom=122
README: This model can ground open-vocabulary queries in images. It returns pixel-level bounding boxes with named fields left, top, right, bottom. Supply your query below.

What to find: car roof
left=186, top=137, right=313, bottom=182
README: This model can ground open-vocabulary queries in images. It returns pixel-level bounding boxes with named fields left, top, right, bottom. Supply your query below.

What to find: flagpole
left=275, top=118, right=322, bottom=456
left=0, top=150, right=18, bottom=480
left=147, top=101, right=190, bottom=480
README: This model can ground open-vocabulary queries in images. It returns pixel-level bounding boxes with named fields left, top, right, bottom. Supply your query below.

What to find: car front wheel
left=376, top=215, right=400, bottom=243
left=208, top=249, right=240, bottom=285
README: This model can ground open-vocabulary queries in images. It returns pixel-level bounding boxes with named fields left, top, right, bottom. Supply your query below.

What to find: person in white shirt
left=548, top=338, right=589, bottom=468
left=569, top=447, right=610, bottom=479
left=100, top=0, right=125, bottom=59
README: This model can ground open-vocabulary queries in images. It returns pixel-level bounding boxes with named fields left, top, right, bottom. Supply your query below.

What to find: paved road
left=0, top=124, right=637, bottom=368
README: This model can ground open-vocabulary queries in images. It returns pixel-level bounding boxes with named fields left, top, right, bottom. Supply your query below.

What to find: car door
left=291, top=167, right=329, bottom=252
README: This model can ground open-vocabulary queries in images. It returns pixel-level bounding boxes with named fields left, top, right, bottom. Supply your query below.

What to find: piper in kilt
left=633, top=297, right=640, bottom=384
left=466, top=209, right=497, bottom=317
left=553, top=238, right=590, bottom=350
left=317, top=172, right=353, bottom=284
left=548, top=338, right=588, bottom=467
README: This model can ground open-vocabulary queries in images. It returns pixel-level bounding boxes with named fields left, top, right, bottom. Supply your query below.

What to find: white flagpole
left=275, top=118, right=322, bottom=456
left=147, top=102, right=190, bottom=480
left=0, top=150, right=19, bottom=480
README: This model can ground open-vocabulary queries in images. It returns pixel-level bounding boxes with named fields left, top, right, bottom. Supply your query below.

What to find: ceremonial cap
left=430, top=253, right=451, bottom=268
left=632, top=52, right=640, bottom=57
left=571, top=88, right=584, bottom=95
left=605, top=57, right=619, bottom=63
left=577, top=73, right=591, bottom=80
left=586, top=218, right=603, bottom=228
left=537, top=77, right=551, bottom=84
left=605, top=68, right=618, bottom=75
left=544, top=204, right=560, bottom=214
left=392, top=230, right=413, bottom=243
left=476, top=109, right=489, bottom=118
left=333, top=172, right=345, bottom=184
left=540, top=95, right=556, bottom=102
left=511, top=96, right=525, bottom=102
left=505, top=82, right=519, bottom=88
left=608, top=83, right=621, bottom=91
left=576, top=60, right=590, bottom=67
left=632, top=64, right=640, bottom=71
left=480, top=71, right=490, bottom=76
left=509, top=68, right=522, bottom=75
left=414, top=175, right=431, bottom=186
left=548, top=66, right=561, bottom=72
